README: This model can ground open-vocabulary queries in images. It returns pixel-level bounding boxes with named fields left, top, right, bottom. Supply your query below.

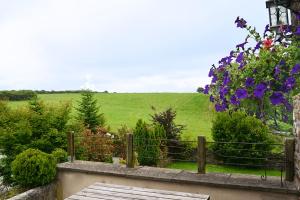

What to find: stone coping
left=57, top=160, right=299, bottom=195
left=8, top=182, right=57, bottom=200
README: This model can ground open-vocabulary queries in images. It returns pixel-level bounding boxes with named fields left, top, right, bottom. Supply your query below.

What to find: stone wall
left=8, top=181, right=61, bottom=200
left=294, top=94, right=300, bottom=190
left=57, top=161, right=299, bottom=200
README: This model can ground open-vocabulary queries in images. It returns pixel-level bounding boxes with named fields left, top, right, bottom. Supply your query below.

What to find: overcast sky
left=0, top=0, right=268, bottom=92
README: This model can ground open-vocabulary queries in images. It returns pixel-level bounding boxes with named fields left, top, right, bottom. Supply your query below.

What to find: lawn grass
left=167, top=162, right=282, bottom=177
left=7, top=93, right=214, bottom=140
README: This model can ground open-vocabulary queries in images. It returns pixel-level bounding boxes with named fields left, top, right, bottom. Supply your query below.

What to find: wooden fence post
left=126, top=133, right=134, bottom=168
left=67, top=131, right=75, bottom=162
left=197, top=136, right=206, bottom=174
left=285, top=137, right=295, bottom=181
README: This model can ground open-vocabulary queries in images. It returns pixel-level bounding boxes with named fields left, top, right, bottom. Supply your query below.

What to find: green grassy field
left=167, top=162, right=281, bottom=176
left=8, top=93, right=214, bottom=140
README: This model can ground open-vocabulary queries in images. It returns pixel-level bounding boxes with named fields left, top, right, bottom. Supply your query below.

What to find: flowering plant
left=205, top=17, right=300, bottom=124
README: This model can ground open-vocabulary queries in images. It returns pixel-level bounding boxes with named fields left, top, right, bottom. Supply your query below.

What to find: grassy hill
left=8, top=93, right=214, bottom=140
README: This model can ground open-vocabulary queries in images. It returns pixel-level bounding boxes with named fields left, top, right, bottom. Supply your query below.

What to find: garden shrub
left=211, top=111, right=274, bottom=165
left=151, top=107, right=192, bottom=161
left=11, top=149, right=56, bottom=188
left=134, top=119, right=166, bottom=166
left=52, top=148, right=68, bottom=163
left=78, top=127, right=113, bottom=162
left=0, top=98, right=71, bottom=185
left=113, top=125, right=130, bottom=159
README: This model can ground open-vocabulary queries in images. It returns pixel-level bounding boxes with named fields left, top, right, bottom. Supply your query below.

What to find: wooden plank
left=85, top=186, right=204, bottom=200
left=93, top=183, right=209, bottom=199
left=68, top=192, right=129, bottom=200
left=65, top=182, right=209, bottom=200
left=82, top=188, right=197, bottom=200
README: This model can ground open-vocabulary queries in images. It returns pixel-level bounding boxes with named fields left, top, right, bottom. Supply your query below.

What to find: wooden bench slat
left=79, top=190, right=178, bottom=200
left=65, top=182, right=210, bottom=200
left=85, top=186, right=204, bottom=200
left=92, top=183, right=209, bottom=199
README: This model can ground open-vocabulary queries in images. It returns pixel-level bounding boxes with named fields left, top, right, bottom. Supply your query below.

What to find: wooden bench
left=65, top=182, right=210, bottom=200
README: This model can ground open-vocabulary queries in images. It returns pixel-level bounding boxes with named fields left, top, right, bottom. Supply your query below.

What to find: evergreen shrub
left=12, top=149, right=56, bottom=188
left=133, top=119, right=166, bottom=166
left=51, top=148, right=68, bottom=163
left=211, top=111, right=274, bottom=165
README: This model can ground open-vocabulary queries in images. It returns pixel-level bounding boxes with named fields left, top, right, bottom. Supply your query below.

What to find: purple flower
left=230, top=95, right=240, bottom=105
left=239, top=62, right=246, bottom=69
left=291, top=63, right=300, bottom=75
left=212, top=75, right=218, bottom=83
left=279, top=60, right=286, bottom=66
left=210, top=95, right=214, bottom=102
left=236, top=52, right=244, bottom=63
left=274, top=66, right=280, bottom=77
left=280, top=25, right=292, bottom=34
left=253, top=83, right=267, bottom=99
left=222, top=100, right=228, bottom=109
left=223, top=75, right=231, bottom=86
left=208, top=67, right=214, bottom=77
left=236, top=41, right=248, bottom=50
left=235, top=17, right=247, bottom=28
left=253, top=42, right=262, bottom=52
left=284, top=77, right=296, bottom=91
left=263, top=24, right=270, bottom=37
left=294, top=26, right=300, bottom=36
left=223, top=71, right=231, bottom=85
left=220, top=87, right=229, bottom=99
left=284, top=101, right=293, bottom=112
left=269, top=92, right=285, bottom=105
left=203, top=85, right=209, bottom=94
left=215, top=103, right=226, bottom=112
left=245, top=77, right=254, bottom=87
left=219, top=56, right=232, bottom=66
left=235, top=88, right=248, bottom=99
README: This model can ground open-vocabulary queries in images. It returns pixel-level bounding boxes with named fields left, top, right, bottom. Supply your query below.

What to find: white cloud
left=80, top=74, right=97, bottom=91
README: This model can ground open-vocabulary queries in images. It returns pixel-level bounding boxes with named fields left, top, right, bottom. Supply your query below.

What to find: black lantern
left=266, top=0, right=290, bottom=30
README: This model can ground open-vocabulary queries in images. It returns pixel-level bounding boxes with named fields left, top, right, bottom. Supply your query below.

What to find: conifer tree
left=76, top=90, right=105, bottom=132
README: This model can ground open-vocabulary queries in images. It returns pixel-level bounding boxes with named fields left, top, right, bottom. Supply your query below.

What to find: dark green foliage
left=211, top=111, right=274, bottom=165
left=76, top=91, right=105, bottom=132
left=197, top=87, right=204, bottom=93
left=151, top=107, right=184, bottom=141
left=0, top=99, right=71, bottom=185
left=113, top=125, right=131, bottom=158
left=0, top=90, right=37, bottom=101
left=34, top=90, right=108, bottom=94
left=51, top=148, right=68, bottom=163
left=151, top=107, right=188, bottom=159
left=11, top=149, right=56, bottom=188
left=133, top=119, right=166, bottom=166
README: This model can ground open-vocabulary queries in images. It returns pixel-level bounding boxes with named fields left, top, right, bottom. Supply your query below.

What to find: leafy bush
left=151, top=107, right=191, bottom=160
left=211, top=111, right=274, bottom=165
left=12, top=149, right=56, bottom=188
left=0, top=98, right=71, bottom=185
left=0, top=90, right=37, bottom=101
left=134, top=119, right=166, bottom=166
left=78, top=127, right=113, bottom=162
left=113, top=125, right=131, bottom=158
left=52, top=148, right=68, bottom=163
